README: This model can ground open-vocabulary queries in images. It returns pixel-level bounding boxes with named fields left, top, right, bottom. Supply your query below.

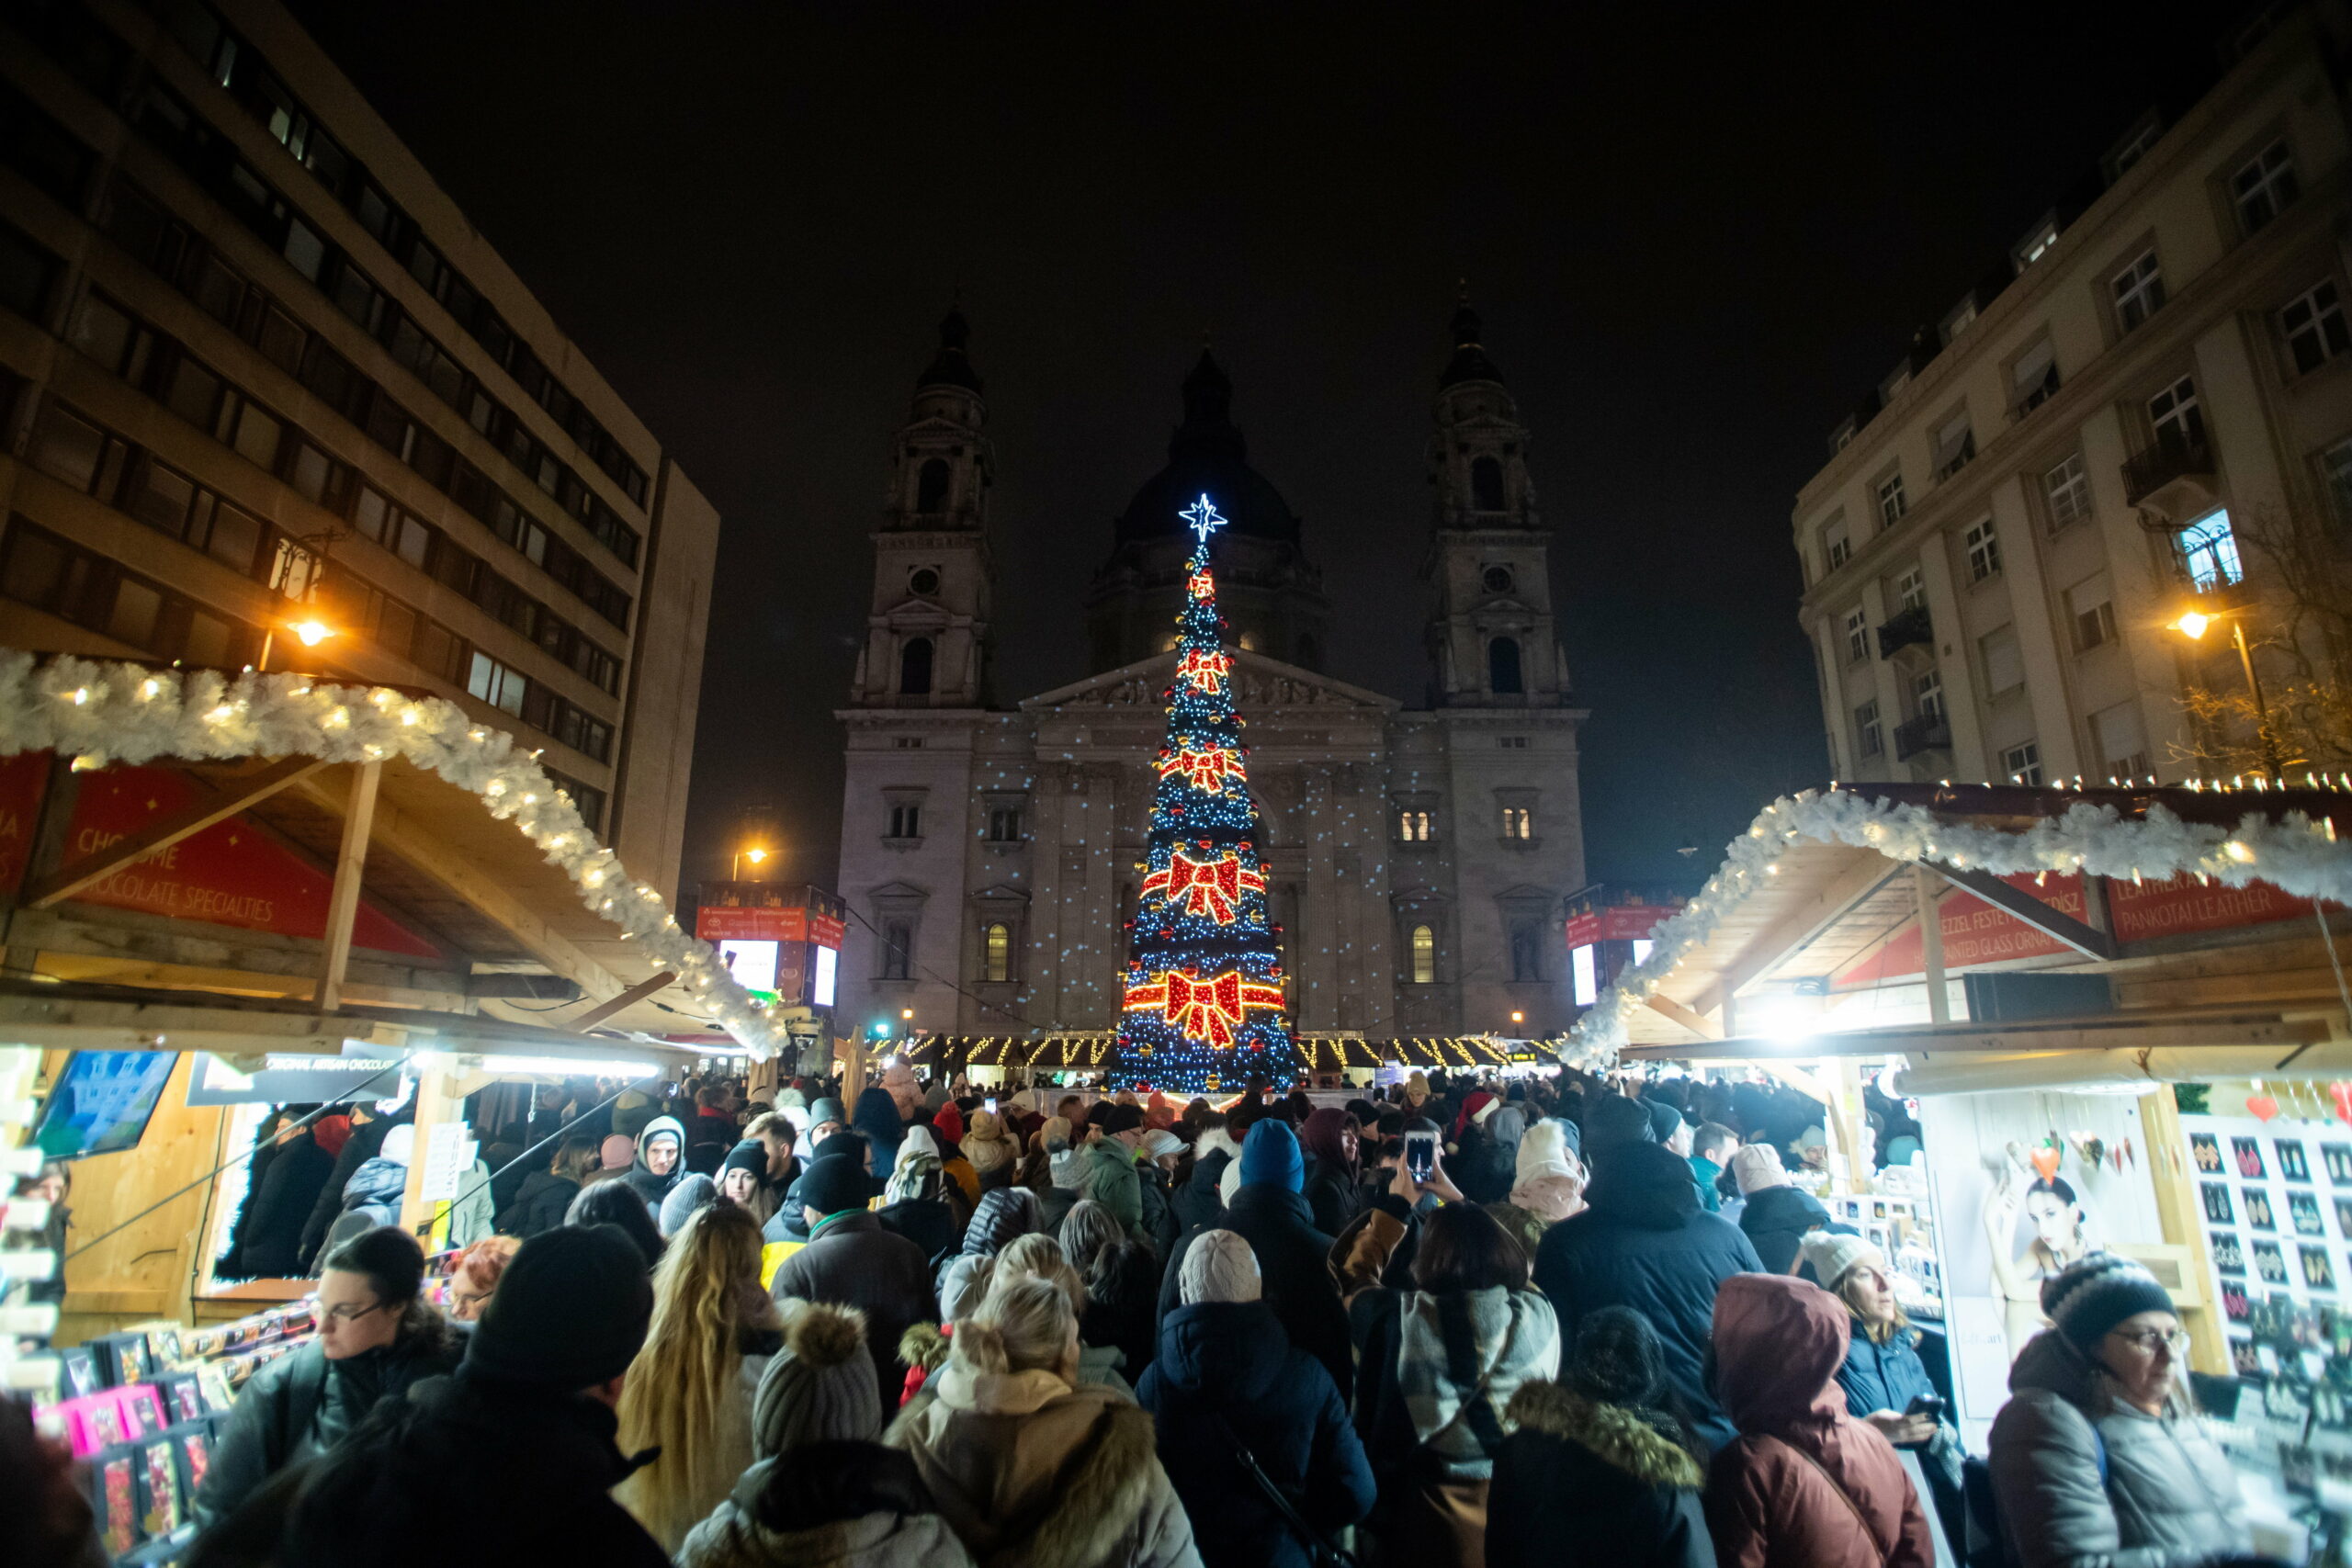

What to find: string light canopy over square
left=1114, top=493, right=1301, bottom=1092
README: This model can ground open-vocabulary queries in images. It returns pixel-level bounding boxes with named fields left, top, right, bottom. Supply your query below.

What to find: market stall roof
left=1581, top=781, right=2352, bottom=1077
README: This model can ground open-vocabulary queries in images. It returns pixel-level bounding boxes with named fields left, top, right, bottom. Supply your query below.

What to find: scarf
left=1396, top=1286, right=1561, bottom=1479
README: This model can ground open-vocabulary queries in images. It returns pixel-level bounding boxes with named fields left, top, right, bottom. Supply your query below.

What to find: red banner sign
left=696, top=906, right=844, bottom=950
left=1564, top=904, right=1679, bottom=949
left=1835, top=870, right=2318, bottom=987
left=0, top=751, right=51, bottom=896
left=59, top=766, right=441, bottom=959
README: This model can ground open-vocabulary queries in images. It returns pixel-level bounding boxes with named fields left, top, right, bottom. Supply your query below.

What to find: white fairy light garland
left=1564, top=784, right=2352, bottom=1072
left=0, top=651, right=785, bottom=1057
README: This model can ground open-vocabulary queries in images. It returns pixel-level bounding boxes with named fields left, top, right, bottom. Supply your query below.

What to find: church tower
left=1423, top=298, right=1570, bottom=707
left=850, top=308, right=995, bottom=707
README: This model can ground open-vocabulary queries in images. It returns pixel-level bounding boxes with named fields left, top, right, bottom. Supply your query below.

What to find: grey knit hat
left=2041, top=1252, right=2175, bottom=1354
left=1179, top=1229, right=1261, bottom=1305
left=1566, top=1303, right=1668, bottom=1407
left=753, top=1302, right=881, bottom=1458
left=658, top=1173, right=718, bottom=1238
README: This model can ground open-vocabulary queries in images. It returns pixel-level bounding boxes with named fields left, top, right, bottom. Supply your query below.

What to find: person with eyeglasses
left=195, top=1226, right=463, bottom=1534
left=1989, top=1253, right=2247, bottom=1568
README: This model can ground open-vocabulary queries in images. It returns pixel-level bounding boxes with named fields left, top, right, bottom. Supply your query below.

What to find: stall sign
left=0, top=750, right=50, bottom=894
left=696, top=907, right=845, bottom=949
left=1563, top=904, right=1677, bottom=949
left=1837, top=871, right=2319, bottom=987
left=186, top=1050, right=410, bottom=1107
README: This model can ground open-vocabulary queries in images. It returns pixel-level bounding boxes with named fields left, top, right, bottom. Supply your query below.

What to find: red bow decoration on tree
left=1177, top=648, right=1233, bottom=695
left=1141, top=850, right=1266, bottom=924
left=1157, top=746, right=1246, bottom=794
left=1187, top=570, right=1215, bottom=602
left=1124, top=968, right=1286, bottom=1047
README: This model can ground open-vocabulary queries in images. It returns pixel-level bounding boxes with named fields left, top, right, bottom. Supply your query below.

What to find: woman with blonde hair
left=889, top=1275, right=1198, bottom=1568
left=616, top=1201, right=783, bottom=1551
left=990, top=1232, right=1134, bottom=1393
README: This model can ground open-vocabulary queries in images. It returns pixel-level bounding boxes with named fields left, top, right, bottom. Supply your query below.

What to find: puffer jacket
left=1170, top=1145, right=1231, bottom=1233
left=676, top=1439, right=975, bottom=1568
left=1702, top=1275, right=1931, bottom=1568
left=887, top=1367, right=1200, bottom=1568
left=335, top=1156, right=410, bottom=1228
left=1987, top=1329, right=2246, bottom=1568
left=499, top=1168, right=582, bottom=1239
left=1488, top=1380, right=1713, bottom=1568
left=1833, top=1323, right=1939, bottom=1421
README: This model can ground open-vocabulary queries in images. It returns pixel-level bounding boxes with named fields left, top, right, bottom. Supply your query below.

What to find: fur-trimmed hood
left=1505, top=1381, right=1702, bottom=1489
left=887, top=1382, right=1193, bottom=1568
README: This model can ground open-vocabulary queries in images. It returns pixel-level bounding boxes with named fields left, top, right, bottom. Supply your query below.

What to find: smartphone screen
left=1404, top=1129, right=1436, bottom=1182
left=985, top=1097, right=999, bottom=1116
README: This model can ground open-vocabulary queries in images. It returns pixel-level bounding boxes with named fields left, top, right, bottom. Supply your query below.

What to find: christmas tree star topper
left=1182, top=493, right=1227, bottom=544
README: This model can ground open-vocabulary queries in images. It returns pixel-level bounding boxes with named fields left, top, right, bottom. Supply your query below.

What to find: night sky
left=288, top=0, right=2240, bottom=897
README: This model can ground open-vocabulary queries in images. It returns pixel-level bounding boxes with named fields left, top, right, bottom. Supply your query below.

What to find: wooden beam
left=25, top=757, right=329, bottom=909
left=1692, top=854, right=1905, bottom=1014
left=1916, top=864, right=1951, bottom=1024
left=1933, top=863, right=2119, bottom=961
left=1621, top=1011, right=2331, bottom=1060
left=1645, top=992, right=1723, bottom=1039
left=288, top=774, right=629, bottom=1001
left=313, top=762, right=381, bottom=1012
left=566, top=969, right=675, bottom=1032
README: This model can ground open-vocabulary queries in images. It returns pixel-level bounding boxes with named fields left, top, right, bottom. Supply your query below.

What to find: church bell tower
left=850, top=308, right=995, bottom=708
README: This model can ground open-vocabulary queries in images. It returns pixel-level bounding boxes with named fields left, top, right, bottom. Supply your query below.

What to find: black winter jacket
left=335, top=1156, right=408, bottom=1227
left=1737, top=1184, right=1831, bottom=1275
left=1170, top=1147, right=1230, bottom=1233
left=236, top=1134, right=334, bottom=1280
left=297, top=1116, right=401, bottom=1271
left=1301, top=1155, right=1365, bottom=1237
left=1487, top=1381, right=1715, bottom=1568
left=1136, top=1302, right=1375, bottom=1568
left=498, top=1170, right=582, bottom=1240
left=1532, top=1144, right=1763, bottom=1451
left=1159, top=1183, right=1352, bottom=1404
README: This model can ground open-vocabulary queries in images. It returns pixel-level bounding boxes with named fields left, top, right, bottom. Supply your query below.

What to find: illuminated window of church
left=1398, top=809, right=1430, bottom=841
left=1410, top=923, right=1436, bottom=985
left=983, top=921, right=1012, bottom=983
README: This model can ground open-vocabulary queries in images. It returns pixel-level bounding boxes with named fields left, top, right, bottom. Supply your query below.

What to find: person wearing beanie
left=877, top=1125, right=966, bottom=1262
left=1484, top=1119, right=1588, bottom=1262
left=807, top=1098, right=851, bottom=1142
left=270, top=1224, right=666, bottom=1568
left=1131, top=1126, right=1185, bottom=1255
left=959, top=1108, right=1018, bottom=1192
left=1137, top=1230, right=1376, bottom=1568
left=1297, top=1108, right=1366, bottom=1236
left=854, top=1085, right=908, bottom=1168
left=677, top=1302, right=970, bottom=1568
left=1581, top=1092, right=1657, bottom=1161
left=769, top=1130, right=876, bottom=1242
left=1990, top=1254, right=2245, bottom=1568
left=660, top=1172, right=720, bottom=1239
left=1489, top=1304, right=1711, bottom=1568
left=1702, top=1274, right=1933, bottom=1568
left=623, top=1114, right=688, bottom=1217
left=718, top=1140, right=770, bottom=1209
left=1080, top=1101, right=1147, bottom=1235
left=1403, top=1070, right=1431, bottom=1109
left=771, top=1139, right=938, bottom=1406
left=1533, top=1139, right=1763, bottom=1451
left=582, top=1132, right=639, bottom=1188
left=1159, top=1116, right=1353, bottom=1403
left=1733, top=1140, right=1834, bottom=1276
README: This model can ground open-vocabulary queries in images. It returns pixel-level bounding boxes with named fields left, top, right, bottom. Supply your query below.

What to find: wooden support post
left=314, top=761, right=381, bottom=1013
left=1915, top=864, right=1951, bottom=1024
left=25, top=757, right=328, bottom=909
left=566, top=971, right=675, bottom=1032
left=397, top=1064, right=457, bottom=1239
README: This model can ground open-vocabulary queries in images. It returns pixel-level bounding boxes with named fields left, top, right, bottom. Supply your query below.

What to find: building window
left=880, top=919, right=912, bottom=981
left=466, top=653, right=527, bottom=716
left=1398, top=809, right=1431, bottom=842
left=1822, top=513, right=1850, bottom=572
left=982, top=921, right=1012, bottom=984
left=2092, top=701, right=2149, bottom=782
left=2011, top=339, right=2059, bottom=414
left=1509, top=919, right=1543, bottom=983
left=1894, top=566, right=1927, bottom=612
left=899, top=637, right=933, bottom=696
left=2043, top=453, right=2094, bottom=531
left=2068, top=572, right=2118, bottom=651
left=2014, top=219, right=2059, bottom=271
left=1487, top=637, right=1522, bottom=694
left=2233, top=140, right=2298, bottom=233
left=1844, top=608, right=1869, bottom=664
left=1981, top=625, right=2024, bottom=694
left=1482, top=564, right=1514, bottom=592
left=986, top=807, right=1022, bottom=842
left=1471, top=456, right=1506, bottom=511
left=1876, top=469, right=1908, bottom=529
left=2177, top=510, right=2242, bottom=591
left=2323, top=437, right=2352, bottom=526
left=1496, top=736, right=1529, bottom=749
left=2148, top=376, right=2203, bottom=449
left=1409, top=923, right=1435, bottom=985
left=2111, top=251, right=2165, bottom=332
left=1500, top=806, right=1533, bottom=840
left=1855, top=700, right=1883, bottom=758
left=887, top=803, right=922, bottom=840
left=2280, top=280, right=2351, bottom=376
left=2109, top=116, right=2160, bottom=177
left=1913, top=668, right=1945, bottom=720
left=915, top=457, right=950, bottom=513
left=909, top=566, right=941, bottom=596
left=1932, top=411, right=1975, bottom=480
left=2003, top=740, right=2043, bottom=785
left=1964, top=518, right=2001, bottom=582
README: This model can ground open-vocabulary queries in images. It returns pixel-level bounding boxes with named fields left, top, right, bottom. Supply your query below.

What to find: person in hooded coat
left=1446, top=1096, right=1515, bottom=1207
left=500, top=1135, right=601, bottom=1240
left=624, top=1116, right=688, bottom=1219
left=216, top=1109, right=298, bottom=1279
left=1137, top=1231, right=1374, bottom=1568
left=1730, top=1145, right=1830, bottom=1276
left=1533, top=1140, right=1763, bottom=1452
left=1485, top=1119, right=1587, bottom=1263
left=677, top=1301, right=973, bottom=1568
left=1702, top=1273, right=1933, bottom=1568
left=1170, top=1120, right=1237, bottom=1234
left=1298, top=1109, right=1366, bottom=1236
left=854, top=1086, right=908, bottom=1169
left=1159, top=1120, right=1353, bottom=1403
left=1489, top=1305, right=1714, bottom=1568
left=233, top=1113, right=345, bottom=1279
left=877, top=1127, right=965, bottom=1264
left=318, top=1123, right=416, bottom=1262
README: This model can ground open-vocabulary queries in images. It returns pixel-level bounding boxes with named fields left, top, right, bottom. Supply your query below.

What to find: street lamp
left=2171, top=606, right=2285, bottom=777
left=730, top=844, right=771, bottom=880
left=255, top=617, right=337, bottom=672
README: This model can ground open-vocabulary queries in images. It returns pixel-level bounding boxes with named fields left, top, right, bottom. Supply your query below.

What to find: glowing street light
left=255, top=617, right=338, bottom=672
left=730, top=844, right=773, bottom=879
left=2169, top=604, right=2282, bottom=777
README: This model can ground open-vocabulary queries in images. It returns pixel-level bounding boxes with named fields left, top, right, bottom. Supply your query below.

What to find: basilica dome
left=1114, top=348, right=1302, bottom=545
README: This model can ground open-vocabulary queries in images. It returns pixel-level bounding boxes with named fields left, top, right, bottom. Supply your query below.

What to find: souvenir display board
left=1826, top=1188, right=1946, bottom=1321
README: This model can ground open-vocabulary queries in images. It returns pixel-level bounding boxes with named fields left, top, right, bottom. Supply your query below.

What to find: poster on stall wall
left=1919, top=1089, right=2166, bottom=1448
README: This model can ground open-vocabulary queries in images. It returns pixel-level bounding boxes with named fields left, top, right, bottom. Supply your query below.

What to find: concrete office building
left=0, top=0, right=718, bottom=896
left=1793, top=6, right=2352, bottom=791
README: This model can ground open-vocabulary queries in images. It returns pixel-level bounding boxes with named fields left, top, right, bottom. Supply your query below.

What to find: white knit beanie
left=1730, top=1143, right=1792, bottom=1195
left=1179, top=1229, right=1261, bottom=1305
left=1514, top=1120, right=1577, bottom=1187
left=1801, top=1231, right=1884, bottom=1289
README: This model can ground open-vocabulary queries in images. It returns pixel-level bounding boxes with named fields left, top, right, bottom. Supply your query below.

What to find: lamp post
left=730, top=844, right=771, bottom=880
left=2172, top=608, right=2284, bottom=777
left=255, top=617, right=337, bottom=673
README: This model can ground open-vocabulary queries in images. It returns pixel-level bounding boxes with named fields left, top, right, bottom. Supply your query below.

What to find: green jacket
left=1080, top=1139, right=1142, bottom=1232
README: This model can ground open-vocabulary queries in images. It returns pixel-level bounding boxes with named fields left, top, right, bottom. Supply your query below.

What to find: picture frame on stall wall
left=2291, top=1190, right=2326, bottom=1238
left=2235, top=1137, right=2268, bottom=1180
left=2278, top=1139, right=2312, bottom=1184
left=2247, top=1189, right=2278, bottom=1233
left=2302, top=1245, right=2337, bottom=1293
left=2212, top=1231, right=2246, bottom=1277
left=2192, top=1134, right=2224, bottom=1175
left=2256, top=1240, right=2290, bottom=1285
left=2326, top=1145, right=2352, bottom=1185
left=2205, top=1182, right=2238, bottom=1224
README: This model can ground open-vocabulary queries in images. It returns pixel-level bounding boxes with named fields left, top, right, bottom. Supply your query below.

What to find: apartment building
left=0, top=0, right=718, bottom=896
left=1794, top=5, right=2352, bottom=790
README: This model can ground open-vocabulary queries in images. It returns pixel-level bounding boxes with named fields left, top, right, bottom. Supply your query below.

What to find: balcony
left=2121, top=435, right=2218, bottom=521
left=1894, top=712, right=1953, bottom=761
left=1877, top=603, right=1932, bottom=660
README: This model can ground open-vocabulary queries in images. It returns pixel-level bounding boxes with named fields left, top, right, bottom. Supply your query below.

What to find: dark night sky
left=288, top=0, right=2240, bottom=896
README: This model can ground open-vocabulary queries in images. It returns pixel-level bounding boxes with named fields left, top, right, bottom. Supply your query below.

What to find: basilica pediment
left=1020, top=649, right=1398, bottom=715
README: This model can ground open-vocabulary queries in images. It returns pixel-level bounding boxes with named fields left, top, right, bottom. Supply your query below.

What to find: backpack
left=1962, top=1426, right=2105, bottom=1568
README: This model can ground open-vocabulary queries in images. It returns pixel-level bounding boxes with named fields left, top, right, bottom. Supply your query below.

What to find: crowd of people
left=11, top=1065, right=2256, bottom=1568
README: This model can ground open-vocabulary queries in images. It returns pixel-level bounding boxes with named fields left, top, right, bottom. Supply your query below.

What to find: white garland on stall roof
left=1562, top=784, right=2352, bottom=1071
left=0, top=651, right=786, bottom=1058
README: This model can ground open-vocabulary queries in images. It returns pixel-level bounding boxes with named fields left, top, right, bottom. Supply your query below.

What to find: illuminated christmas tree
left=1112, top=494, right=1300, bottom=1093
